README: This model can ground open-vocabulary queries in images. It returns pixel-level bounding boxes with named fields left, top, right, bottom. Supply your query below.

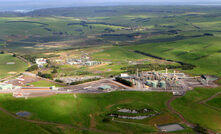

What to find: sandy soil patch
left=8, top=72, right=17, bottom=74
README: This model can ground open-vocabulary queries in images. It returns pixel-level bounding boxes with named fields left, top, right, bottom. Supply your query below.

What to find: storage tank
left=160, top=81, right=166, bottom=88
left=151, top=80, right=158, bottom=88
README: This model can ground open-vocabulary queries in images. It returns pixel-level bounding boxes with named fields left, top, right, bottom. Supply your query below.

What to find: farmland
left=0, top=5, right=221, bottom=134
left=90, top=35, right=221, bottom=77
left=0, top=91, right=195, bottom=134
left=207, top=94, right=221, bottom=110
left=171, top=88, right=221, bottom=132
left=0, top=53, right=28, bottom=78
left=0, top=6, right=220, bottom=53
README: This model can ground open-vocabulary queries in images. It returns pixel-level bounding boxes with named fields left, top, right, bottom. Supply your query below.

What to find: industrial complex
left=0, top=68, right=217, bottom=98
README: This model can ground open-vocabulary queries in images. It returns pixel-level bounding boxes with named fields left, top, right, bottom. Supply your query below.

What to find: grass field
left=0, top=110, right=47, bottom=134
left=90, top=35, right=221, bottom=77
left=207, top=94, right=221, bottom=110
left=0, top=6, right=220, bottom=53
left=28, top=80, right=65, bottom=87
left=172, top=88, right=221, bottom=132
left=1, top=5, right=221, bottom=134
left=0, top=109, right=104, bottom=134
left=0, top=54, right=28, bottom=78
left=125, top=36, right=221, bottom=77
left=0, top=91, right=194, bottom=133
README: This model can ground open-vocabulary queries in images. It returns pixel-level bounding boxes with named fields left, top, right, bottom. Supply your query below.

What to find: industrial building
left=0, top=83, right=13, bottom=90
left=0, top=83, right=20, bottom=90
left=67, top=58, right=101, bottom=66
left=118, top=68, right=212, bottom=92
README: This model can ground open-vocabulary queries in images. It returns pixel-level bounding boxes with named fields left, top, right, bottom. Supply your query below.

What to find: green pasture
left=207, top=94, right=221, bottom=110
left=90, top=35, right=221, bottom=77
left=0, top=54, right=28, bottom=78
left=0, top=109, right=103, bottom=134
left=172, top=88, right=221, bottom=132
left=107, top=36, right=221, bottom=77
left=28, top=80, right=65, bottom=87
left=0, top=110, right=47, bottom=134
left=92, top=46, right=146, bottom=62
left=0, top=91, right=179, bottom=133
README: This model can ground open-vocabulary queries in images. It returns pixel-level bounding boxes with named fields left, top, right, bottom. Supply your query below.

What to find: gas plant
left=132, top=68, right=189, bottom=90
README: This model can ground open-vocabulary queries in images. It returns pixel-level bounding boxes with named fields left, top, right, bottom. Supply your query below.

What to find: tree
left=193, top=124, right=208, bottom=134
left=37, top=72, right=53, bottom=79
left=52, top=68, right=58, bottom=73
left=26, top=65, right=38, bottom=72
left=55, top=79, right=63, bottom=83
left=115, top=77, right=133, bottom=87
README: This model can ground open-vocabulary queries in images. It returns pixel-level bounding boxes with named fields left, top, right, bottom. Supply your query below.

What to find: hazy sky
left=0, top=0, right=221, bottom=11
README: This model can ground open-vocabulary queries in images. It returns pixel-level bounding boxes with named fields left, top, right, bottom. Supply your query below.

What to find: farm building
left=35, top=58, right=47, bottom=68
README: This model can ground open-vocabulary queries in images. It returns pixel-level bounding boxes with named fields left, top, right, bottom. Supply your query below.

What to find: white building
left=35, top=58, right=47, bottom=68
left=67, top=61, right=78, bottom=65
left=0, top=83, right=20, bottom=90
left=120, top=73, right=130, bottom=78
left=85, top=61, right=101, bottom=66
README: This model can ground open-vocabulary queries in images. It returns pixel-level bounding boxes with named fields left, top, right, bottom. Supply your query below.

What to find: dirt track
left=166, top=96, right=217, bottom=134
left=0, top=106, right=119, bottom=134
left=199, top=91, right=221, bottom=112
left=166, top=96, right=194, bottom=128
left=199, top=91, right=221, bottom=104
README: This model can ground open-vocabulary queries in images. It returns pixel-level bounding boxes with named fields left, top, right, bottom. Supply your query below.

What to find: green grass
left=0, top=91, right=175, bottom=133
left=90, top=36, right=221, bottom=77
left=171, top=88, right=221, bottom=132
left=1, top=5, right=221, bottom=134
left=94, top=36, right=221, bottom=77
left=207, top=94, right=221, bottom=110
left=0, top=108, right=104, bottom=134
left=0, top=54, right=28, bottom=78
left=92, top=46, right=146, bottom=62
left=28, top=80, right=64, bottom=87
left=0, top=110, right=48, bottom=134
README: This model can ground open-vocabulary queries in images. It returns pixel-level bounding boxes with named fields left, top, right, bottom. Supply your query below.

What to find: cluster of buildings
left=0, top=83, right=20, bottom=90
left=58, top=76, right=101, bottom=84
left=67, top=58, right=101, bottom=66
left=35, top=58, right=47, bottom=68
left=119, top=68, right=212, bottom=94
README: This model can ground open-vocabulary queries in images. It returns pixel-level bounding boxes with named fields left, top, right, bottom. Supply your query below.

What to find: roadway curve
left=166, top=96, right=194, bottom=128
left=167, top=96, right=217, bottom=134
left=199, top=91, right=221, bottom=104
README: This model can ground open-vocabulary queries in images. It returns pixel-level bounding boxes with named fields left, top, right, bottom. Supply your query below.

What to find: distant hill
left=1, top=5, right=221, bottom=17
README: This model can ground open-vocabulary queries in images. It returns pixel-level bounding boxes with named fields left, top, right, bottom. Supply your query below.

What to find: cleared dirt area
left=61, top=79, right=126, bottom=93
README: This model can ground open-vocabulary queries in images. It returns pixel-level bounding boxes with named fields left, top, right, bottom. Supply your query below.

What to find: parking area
left=60, top=79, right=126, bottom=93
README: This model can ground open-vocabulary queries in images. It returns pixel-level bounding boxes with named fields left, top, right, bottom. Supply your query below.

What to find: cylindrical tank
left=160, top=81, right=166, bottom=88
left=151, top=80, right=158, bottom=88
